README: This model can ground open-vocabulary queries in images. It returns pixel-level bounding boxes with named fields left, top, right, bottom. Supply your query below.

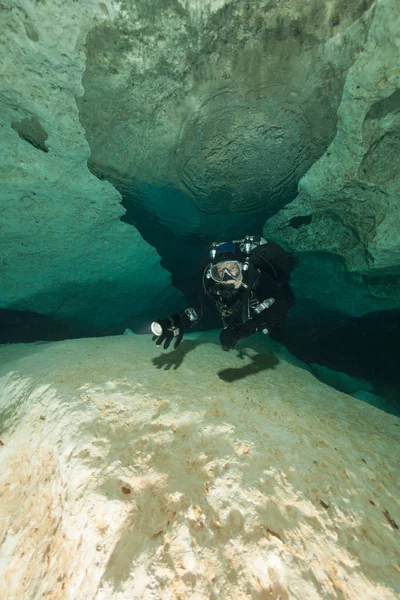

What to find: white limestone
left=0, top=331, right=398, bottom=599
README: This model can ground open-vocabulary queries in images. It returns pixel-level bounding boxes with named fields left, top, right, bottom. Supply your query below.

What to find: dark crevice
left=273, top=303, right=400, bottom=414
left=11, top=116, right=49, bottom=152
left=0, top=309, right=93, bottom=344
left=365, top=88, right=400, bottom=120
left=87, top=159, right=282, bottom=299
left=288, top=214, right=313, bottom=229
left=119, top=184, right=275, bottom=298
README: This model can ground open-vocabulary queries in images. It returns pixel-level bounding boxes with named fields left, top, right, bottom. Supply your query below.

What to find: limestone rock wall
left=78, top=0, right=373, bottom=217
left=0, top=332, right=398, bottom=599
left=0, top=0, right=183, bottom=328
left=1, top=0, right=397, bottom=327
left=264, top=0, right=400, bottom=276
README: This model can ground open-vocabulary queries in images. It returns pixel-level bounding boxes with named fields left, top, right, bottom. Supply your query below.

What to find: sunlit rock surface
left=264, top=0, right=400, bottom=276
left=0, top=332, right=399, bottom=599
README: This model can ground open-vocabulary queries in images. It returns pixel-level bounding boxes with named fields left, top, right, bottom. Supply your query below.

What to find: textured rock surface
left=287, top=252, right=400, bottom=317
left=0, top=332, right=399, bottom=599
left=264, top=0, right=400, bottom=275
left=1, top=0, right=397, bottom=326
left=0, top=0, right=183, bottom=328
left=78, top=0, right=372, bottom=216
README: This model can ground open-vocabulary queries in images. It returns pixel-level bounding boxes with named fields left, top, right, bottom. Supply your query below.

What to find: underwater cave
left=0, top=0, right=399, bottom=597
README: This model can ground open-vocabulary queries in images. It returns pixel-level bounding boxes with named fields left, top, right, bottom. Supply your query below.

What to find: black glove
left=153, top=314, right=184, bottom=350
left=219, top=320, right=257, bottom=350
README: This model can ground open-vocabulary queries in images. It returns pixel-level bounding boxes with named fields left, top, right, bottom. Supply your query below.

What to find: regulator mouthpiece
left=151, top=321, right=163, bottom=336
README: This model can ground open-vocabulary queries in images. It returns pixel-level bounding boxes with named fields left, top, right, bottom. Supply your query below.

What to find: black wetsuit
left=182, top=260, right=295, bottom=335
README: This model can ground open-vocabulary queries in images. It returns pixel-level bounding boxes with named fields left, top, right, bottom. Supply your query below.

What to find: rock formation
left=264, top=0, right=400, bottom=279
left=2, top=0, right=393, bottom=328
left=0, top=332, right=398, bottom=599
left=0, top=2, right=399, bottom=594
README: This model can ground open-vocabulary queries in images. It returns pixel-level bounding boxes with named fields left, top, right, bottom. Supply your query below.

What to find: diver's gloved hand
left=219, top=320, right=257, bottom=350
left=152, top=314, right=184, bottom=350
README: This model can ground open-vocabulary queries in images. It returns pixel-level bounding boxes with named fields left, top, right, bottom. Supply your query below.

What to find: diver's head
left=207, top=243, right=244, bottom=289
left=211, top=260, right=243, bottom=288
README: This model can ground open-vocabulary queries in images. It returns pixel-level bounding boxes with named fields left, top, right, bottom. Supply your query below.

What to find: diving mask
left=209, top=260, right=243, bottom=283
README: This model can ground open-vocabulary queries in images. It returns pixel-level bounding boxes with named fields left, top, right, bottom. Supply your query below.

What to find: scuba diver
left=151, top=236, right=298, bottom=351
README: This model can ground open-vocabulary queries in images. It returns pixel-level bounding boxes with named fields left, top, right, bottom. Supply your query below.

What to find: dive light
left=151, top=321, right=163, bottom=336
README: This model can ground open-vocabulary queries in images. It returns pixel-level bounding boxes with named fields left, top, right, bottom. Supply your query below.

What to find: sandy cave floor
left=0, top=331, right=398, bottom=599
